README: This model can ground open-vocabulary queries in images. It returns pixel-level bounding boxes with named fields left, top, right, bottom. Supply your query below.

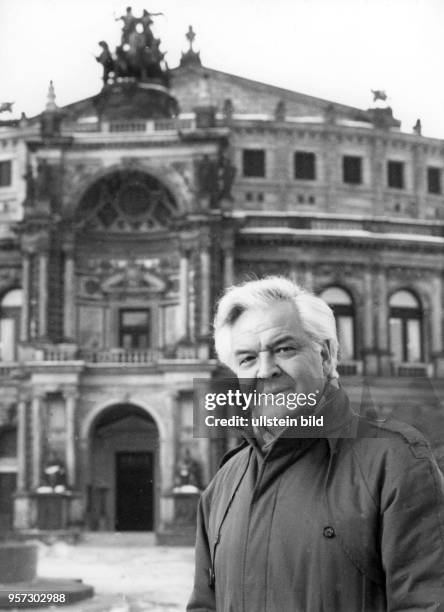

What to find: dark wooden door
left=115, top=452, right=154, bottom=531
left=0, top=473, right=16, bottom=533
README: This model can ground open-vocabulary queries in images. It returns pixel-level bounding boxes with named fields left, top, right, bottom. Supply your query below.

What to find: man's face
left=230, top=300, right=330, bottom=416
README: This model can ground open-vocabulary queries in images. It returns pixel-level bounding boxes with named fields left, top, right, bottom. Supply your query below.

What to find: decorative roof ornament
left=95, top=7, right=169, bottom=87
left=413, top=119, right=422, bottom=136
left=41, top=80, right=63, bottom=137
left=371, top=89, right=387, bottom=103
left=180, top=25, right=201, bottom=67
left=368, top=89, right=400, bottom=128
left=0, top=102, right=14, bottom=114
left=46, top=81, right=57, bottom=111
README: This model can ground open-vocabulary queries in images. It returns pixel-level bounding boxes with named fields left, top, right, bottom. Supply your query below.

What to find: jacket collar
left=244, top=383, right=357, bottom=458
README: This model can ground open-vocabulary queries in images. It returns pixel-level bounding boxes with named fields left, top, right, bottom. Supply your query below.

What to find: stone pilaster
left=63, top=246, right=76, bottom=340
left=178, top=248, right=191, bottom=340
left=199, top=235, right=211, bottom=338
left=412, top=143, right=426, bottom=218
left=20, top=253, right=31, bottom=342
left=31, top=393, right=44, bottom=489
left=64, top=388, right=78, bottom=489
left=38, top=251, right=49, bottom=338
left=362, top=269, right=378, bottom=376
left=431, top=275, right=444, bottom=377
left=16, top=398, right=28, bottom=491
left=376, top=267, right=391, bottom=376
left=303, top=268, right=313, bottom=292
left=371, top=136, right=386, bottom=216
left=324, top=131, right=337, bottom=212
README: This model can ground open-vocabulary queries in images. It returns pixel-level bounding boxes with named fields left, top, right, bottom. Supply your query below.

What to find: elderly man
left=187, top=276, right=444, bottom=612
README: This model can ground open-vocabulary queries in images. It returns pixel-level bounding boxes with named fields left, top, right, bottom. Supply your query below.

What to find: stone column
left=363, top=269, right=378, bottom=376
left=63, top=247, right=76, bottom=340
left=431, top=275, right=444, bottom=377
left=31, top=393, right=44, bottom=489
left=178, top=249, right=190, bottom=340
left=20, top=253, right=31, bottom=342
left=16, top=398, right=28, bottom=491
left=376, top=268, right=390, bottom=376
left=199, top=241, right=211, bottom=337
left=38, top=251, right=48, bottom=338
left=64, top=389, right=78, bottom=489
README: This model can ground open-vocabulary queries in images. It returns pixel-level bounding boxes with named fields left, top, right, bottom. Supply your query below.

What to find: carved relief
left=62, top=161, right=103, bottom=211
left=78, top=257, right=176, bottom=299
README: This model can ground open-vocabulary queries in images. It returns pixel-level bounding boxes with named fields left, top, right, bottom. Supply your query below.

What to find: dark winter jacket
left=187, top=387, right=444, bottom=611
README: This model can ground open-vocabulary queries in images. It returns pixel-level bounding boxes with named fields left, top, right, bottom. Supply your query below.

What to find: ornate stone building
left=0, top=16, right=443, bottom=538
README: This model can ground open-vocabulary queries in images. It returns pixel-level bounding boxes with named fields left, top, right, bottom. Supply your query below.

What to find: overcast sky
left=1, top=0, right=444, bottom=138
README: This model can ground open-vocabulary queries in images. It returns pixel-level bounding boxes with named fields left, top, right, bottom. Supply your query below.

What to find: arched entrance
left=89, top=403, right=159, bottom=531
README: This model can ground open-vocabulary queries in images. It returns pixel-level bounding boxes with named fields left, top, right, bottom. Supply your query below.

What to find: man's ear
left=320, top=340, right=333, bottom=377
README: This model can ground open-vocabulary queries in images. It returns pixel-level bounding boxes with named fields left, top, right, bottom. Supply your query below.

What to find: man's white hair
left=214, top=276, right=339, bottom=378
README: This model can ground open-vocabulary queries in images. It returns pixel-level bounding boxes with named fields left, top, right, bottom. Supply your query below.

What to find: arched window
left=0, top=289, right=22, bottom=362
left=76, top=170, right=178, bottom=232
left=389, top=290, right=422, bottom=363
left=320, top=287, right=355, bottom=360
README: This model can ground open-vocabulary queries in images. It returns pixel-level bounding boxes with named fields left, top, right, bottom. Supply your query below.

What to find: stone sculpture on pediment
left=100, top=261, right=168, bottom=295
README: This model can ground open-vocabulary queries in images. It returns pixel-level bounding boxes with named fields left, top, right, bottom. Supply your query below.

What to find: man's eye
left=239, top=355, right=256, bottom=366
left=275, top=346, right=297, bottom=356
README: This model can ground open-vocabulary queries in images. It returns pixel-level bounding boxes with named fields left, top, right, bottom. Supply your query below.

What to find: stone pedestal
left=0, top=541, right=94, bottom=608
left=363, top=350, right=379, bottom=377
left=13, top=491, right=82, bottom=534
left=433, top=353, right=444, bottom=378
left=378, top=351, right=392, bottom=377
left=156, top=490, right=200, bottom=546
left=0, top=542, right=37, bottom=583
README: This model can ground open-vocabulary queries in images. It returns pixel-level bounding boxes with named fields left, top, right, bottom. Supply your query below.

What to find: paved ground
left=9, top=536, right=195, bottom=612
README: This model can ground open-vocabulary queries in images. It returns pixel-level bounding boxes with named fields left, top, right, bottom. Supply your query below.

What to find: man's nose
left=257, top=350, right=280, bottom=379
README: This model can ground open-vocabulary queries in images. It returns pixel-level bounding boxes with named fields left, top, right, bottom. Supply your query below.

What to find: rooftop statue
left=115, top=6, right=138, bottom=45
left=96, top=41, right=115, bottom=85
left=97, top=7, right=168, bottom=86
left=371, top=89, right=387, bottom=103
left=0, top=102, right=14, bottom=113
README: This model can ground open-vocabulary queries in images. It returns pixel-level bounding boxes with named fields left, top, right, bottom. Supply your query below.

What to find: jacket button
left=323, top=526, right=335, bottom=538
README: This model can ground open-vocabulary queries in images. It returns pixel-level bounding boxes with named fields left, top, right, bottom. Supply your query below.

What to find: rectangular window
left=294, top=151, right=316, bottom=180
left=387, top=160, right=404, bottom=189
left=427, top=166, right=441, bottom=194
left=342, top=156, right=362, bottom=184
left=0, top=161, right=11, bottom=187
left=119, top=309, right=150, bottom=350
left=242, top=149, right=265, bottom=178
